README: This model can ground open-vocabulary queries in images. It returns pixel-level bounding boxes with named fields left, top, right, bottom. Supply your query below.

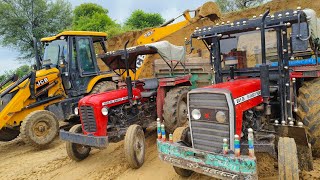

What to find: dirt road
left=0, top=133, right=319, bottom=180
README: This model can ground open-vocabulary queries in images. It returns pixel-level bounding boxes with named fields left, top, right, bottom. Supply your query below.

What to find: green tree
left=215, top=0, right=235, bottom=12
left=0, top=0, right=73, bottom=60
left=72, top=3, right=117, bottom=33
left=15, top=65, right=32, bottom=77
left=235, top=0, right=264, bottom=9
left=125, top=10, right=165, bottom=30
left=216, top=0, right=264, bottom=12
left=0, top=65, right=31, bottom=87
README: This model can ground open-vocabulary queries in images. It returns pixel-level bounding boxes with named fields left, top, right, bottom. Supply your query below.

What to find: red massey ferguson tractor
left=157, top=8, right=320, bottom=179
left=60, top=41, right=192, bottom=168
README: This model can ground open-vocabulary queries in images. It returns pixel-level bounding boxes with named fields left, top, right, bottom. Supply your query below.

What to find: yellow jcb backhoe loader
left=132, top=2, right=221, bottom=79
left=0, top=31, right=118, bottom=148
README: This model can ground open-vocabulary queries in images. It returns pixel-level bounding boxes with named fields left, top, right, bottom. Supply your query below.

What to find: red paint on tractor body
left=78, top=88, right=141, bottom=136
left=204, top=79, right=263, bottom=135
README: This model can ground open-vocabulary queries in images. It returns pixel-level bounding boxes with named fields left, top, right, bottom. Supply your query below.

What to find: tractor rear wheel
left=20, top=110, right=59, bottom=148
left=124, top=124, right=145, bottom=169
left=172, top=127, right=193, bottom=177
left=90, top=81, right=116, bottom=94
left=0, top=128, right=20, bottom=142
left=278, top=137, right=299, bottom=180
left=66, top=124, right=91, bottom=161
left=297, top=77, right=320, bottom=157
left=163, top=86, right=190, bottom=133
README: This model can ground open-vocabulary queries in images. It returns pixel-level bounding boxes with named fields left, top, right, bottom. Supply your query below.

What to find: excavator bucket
left=197, top=2, right=221, bottom=21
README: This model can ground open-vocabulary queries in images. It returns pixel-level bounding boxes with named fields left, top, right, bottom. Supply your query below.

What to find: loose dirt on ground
left=1, top=0, right=320, bottom=179
left=0, top=131, right=319, bottom=180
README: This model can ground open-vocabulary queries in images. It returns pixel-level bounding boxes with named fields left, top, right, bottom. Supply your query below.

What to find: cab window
left=77, top=38, right=96, bottom=73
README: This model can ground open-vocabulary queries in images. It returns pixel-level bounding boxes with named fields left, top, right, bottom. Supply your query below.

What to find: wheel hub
left=135, top=134, right=144, bottom=159
left=33, top=121, right=50, bottom=137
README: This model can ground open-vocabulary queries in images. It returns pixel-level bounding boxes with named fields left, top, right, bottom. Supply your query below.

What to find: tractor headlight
left=74, top=107, right=79, bottom=115
left=216, top=111, right=226, bottom=123
left=101, top=107, right=109, bottom=116
left=191, top=109, right=201, bottom=120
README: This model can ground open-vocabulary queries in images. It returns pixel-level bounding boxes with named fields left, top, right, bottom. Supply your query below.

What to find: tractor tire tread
left=90, top=81, right=116, bottom=94
left=20, top=110, right=59, bottom=148
left=297, top=78, right=320, bottom=157
left=278, top=137, right=299, bottom=180
left=66, top=124, right=91, bottom=161
left=124, top=124, right=145, bottom=169
left=163, top=86, right=190, bottom=133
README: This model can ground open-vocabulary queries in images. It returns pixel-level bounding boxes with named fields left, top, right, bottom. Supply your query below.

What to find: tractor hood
left=79, top=88, right=141, bottom=108
left=203, top=78, right=262, bottom=103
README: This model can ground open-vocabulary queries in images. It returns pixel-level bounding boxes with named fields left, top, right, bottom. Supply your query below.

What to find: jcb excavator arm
left=136, top=2, right=221, bottom=45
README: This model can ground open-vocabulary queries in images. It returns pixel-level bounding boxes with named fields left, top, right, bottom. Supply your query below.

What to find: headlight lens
left=216, top=111, right=226, bottom=123
left=74, top=107, right=79, bottom=115
left=191, top=109, right=201, bottom=120
left=101, top=107, right=109, bottom=116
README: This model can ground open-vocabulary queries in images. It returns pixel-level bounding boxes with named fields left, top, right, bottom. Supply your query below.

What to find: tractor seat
left=140, top=78, right=159, bottom=98
left=141, top=91, right=157, bottom=98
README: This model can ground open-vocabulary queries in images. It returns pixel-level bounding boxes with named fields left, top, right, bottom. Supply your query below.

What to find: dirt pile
left=107, top=0, right=320, bottom=79
left=108, top=0, right=320, bottom=52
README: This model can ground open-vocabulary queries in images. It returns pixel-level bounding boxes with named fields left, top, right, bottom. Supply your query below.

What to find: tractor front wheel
left=172, top=127, right=193, bottom=177
left=278, top=137, right=299, bottom=180
left=0, top=128, right=20, bottom=142
left=66, top=124, right=91, bottom=161
left=163, top=86, right=190, bottom=133
left=297, top=77, right=320, bottom=157
left=20, top=110, right=59, bottom=148
left=124, top=124, right=145, bottom=169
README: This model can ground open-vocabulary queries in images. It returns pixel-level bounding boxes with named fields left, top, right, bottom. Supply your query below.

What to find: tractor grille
left=189, top=92, right=230, bottom=153
left=80, top=106, right=97, bottom=132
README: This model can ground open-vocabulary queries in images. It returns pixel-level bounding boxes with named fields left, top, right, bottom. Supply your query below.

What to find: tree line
left=0, top=0, right=264, bottom=78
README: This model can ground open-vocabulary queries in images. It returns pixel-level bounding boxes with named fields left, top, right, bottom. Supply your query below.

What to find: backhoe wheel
left=66, top=124, right=91, bottom=161
left=124, top=124, right=145, bottom=169
left=0, top=128, right=20, bottom=142
left=278, top=137, right=299, bottom=180
left=90, top=81, right=116, bottom=94
left=172, top=127, right=193, bottom=177
left=297, top=77, right=320, bottom=157
left=163, top=86, right=190, bottom=133
left=20, top=110, right=59, bottom=148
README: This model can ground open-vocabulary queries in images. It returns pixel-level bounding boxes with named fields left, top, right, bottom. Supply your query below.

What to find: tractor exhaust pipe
left=260, top=10, right=270, bottom=103
left=123, top=40, right=133, bottom=104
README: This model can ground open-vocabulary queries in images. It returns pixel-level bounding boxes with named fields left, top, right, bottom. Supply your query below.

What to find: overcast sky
left=0, top=0, right=211, bottom=74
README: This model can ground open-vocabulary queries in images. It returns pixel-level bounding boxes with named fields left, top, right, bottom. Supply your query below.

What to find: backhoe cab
left=0, top=31, right=116, bottom=148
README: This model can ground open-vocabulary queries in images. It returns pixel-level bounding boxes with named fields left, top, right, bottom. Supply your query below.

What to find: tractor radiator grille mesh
left=80, top=106, right=97, bottom=132
left=189, top=93, right=230, bottom=153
